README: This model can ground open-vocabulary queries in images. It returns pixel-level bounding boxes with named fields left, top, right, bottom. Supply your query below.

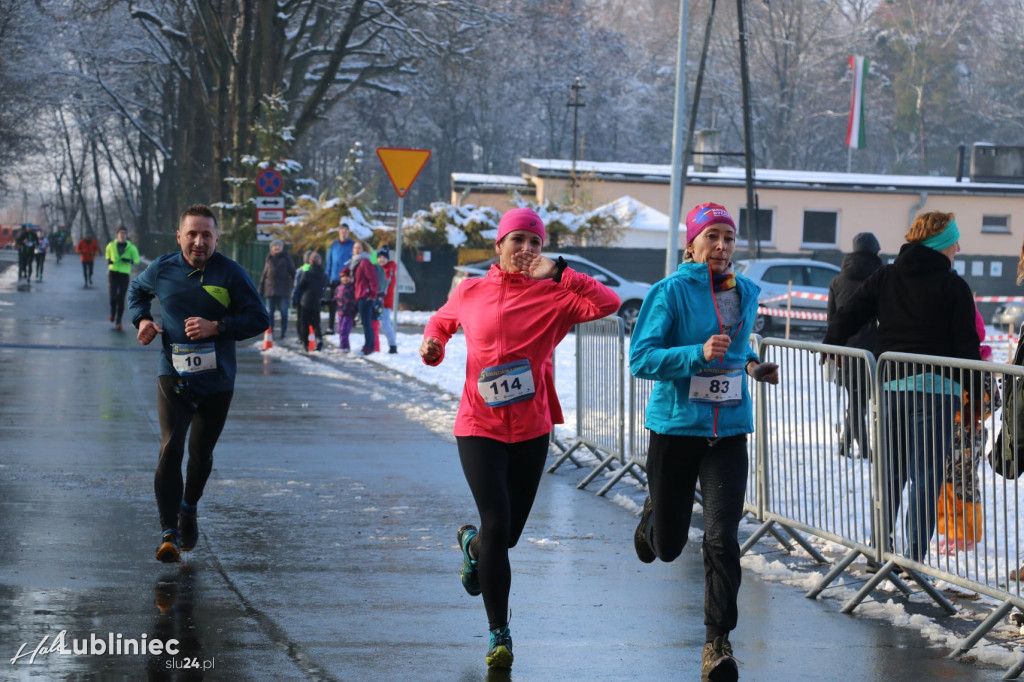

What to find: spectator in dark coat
left=826, top=232, right=883, bottom=459
left=258, top=240, right=296, bottom=340
left=295, top=252, right=329, bottom=351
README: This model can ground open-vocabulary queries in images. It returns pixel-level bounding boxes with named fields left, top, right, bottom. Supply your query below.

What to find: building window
left=737, top=207, right=774, bottom=247
left=801, top=210, right=839, bottom=248
left=982, top=215, right=1011, bottom=234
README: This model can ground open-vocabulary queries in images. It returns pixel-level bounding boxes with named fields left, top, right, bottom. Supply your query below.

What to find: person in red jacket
left=75, top=232, right=101, bottom=288
left=351, top=240, right=379, bottom=355
left=419, top=207, right=620, bottom=670
left=376, top=245, right=398, bottom=353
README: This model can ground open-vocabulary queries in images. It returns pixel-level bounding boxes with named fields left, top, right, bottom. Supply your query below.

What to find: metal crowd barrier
left=547, top=316, right=626, bottom=490
left=753, top=340, right=1024, bottom=679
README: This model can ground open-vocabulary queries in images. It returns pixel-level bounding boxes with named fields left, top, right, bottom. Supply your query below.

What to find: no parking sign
left=256, top=168, right=283, bottom=196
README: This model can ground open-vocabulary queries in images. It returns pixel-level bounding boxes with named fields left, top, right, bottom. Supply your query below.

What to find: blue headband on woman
left=919, top=220, right=960, bottom=251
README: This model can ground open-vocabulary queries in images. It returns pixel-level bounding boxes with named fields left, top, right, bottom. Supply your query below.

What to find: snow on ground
left=257, top=310, right=1024, bottom=673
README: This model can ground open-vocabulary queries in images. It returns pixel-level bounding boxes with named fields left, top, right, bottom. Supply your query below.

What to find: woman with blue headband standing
left=824, top=211, right=982, bottom=566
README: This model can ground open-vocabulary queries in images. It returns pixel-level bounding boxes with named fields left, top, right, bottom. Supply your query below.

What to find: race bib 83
left=689, top=365, right=743, bottom=407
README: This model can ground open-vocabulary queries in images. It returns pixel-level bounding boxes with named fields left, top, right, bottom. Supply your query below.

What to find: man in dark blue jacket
left=128, top=204, right=270, bottom=563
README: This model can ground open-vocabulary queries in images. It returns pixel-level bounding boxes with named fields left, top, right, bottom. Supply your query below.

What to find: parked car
left=449, top=253, right=651, bottom=332
left=734, top=258, right=841, bottom=334
left=992, top=303, right=1024, bottom=331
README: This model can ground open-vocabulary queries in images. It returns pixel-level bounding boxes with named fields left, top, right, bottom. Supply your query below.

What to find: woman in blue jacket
left=629, top=202, right=778, bottom=682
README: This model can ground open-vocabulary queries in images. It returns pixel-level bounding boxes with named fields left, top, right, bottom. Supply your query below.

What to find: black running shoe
left=178, top=511, right=198, bottom=552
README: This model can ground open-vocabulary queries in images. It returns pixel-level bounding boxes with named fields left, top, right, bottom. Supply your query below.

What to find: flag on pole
left=846, top=55, right=869, bottom=150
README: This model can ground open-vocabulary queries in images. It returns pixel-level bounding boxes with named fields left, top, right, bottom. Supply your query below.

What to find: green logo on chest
left=202, top=285, right=231, bottom=308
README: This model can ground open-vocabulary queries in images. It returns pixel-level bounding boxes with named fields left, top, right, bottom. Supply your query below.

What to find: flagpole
left=847, top=146, right=852, bottom=173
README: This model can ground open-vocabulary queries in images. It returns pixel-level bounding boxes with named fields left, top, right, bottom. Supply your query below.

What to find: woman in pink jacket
left=420, top=207, right=620, bottom=670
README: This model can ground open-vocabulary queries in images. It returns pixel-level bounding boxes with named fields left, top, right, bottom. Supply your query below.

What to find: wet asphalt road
left=0, top=249, right=1005, bottom=681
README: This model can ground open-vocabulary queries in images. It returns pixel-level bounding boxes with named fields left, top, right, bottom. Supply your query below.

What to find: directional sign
left=255, top=196, right=285, bottom=209
left=257, top=209, right=286, bottom=224
left=376, top=148, right=431, bottom=198
left=256, top=168, right=284, bottom=197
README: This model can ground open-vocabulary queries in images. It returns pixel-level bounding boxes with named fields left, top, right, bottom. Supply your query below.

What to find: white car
left=734, top=258, right=841, bottom=334
left=449, top=253, right=651, bottom=332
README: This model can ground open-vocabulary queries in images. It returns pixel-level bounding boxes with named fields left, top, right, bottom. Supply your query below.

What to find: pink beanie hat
left=497, top=208, right=545, bottom=243
left=685, top=202, right=736, bottom=245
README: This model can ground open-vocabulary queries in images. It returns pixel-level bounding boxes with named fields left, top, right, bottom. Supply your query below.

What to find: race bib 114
left=477, top=359, right=536, bottom=408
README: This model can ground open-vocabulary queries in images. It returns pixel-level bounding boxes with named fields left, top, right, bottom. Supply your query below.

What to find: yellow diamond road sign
left=377, top=148, right=431, bottom=198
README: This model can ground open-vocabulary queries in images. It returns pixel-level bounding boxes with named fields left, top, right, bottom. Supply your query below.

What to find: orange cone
left=307, top=325, right=316, bottom=351
left=261, top=328, right=274, bottom=351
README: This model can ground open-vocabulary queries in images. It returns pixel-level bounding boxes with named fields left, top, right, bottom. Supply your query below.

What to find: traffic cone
left=261, top=328, right=274, bottom=350
left=307, top=325, right=316, bottom=351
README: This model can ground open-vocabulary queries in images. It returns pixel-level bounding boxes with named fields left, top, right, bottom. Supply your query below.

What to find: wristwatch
left=216, top=320, right=227, bottom=335
left=552, top=256, right=568, bottom=283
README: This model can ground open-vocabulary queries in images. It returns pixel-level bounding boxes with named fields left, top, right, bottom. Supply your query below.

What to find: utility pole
left=736, top=0, right=760, bottom=258
left=665, top=0, right=690, bottom=276
left=567, top=77, right=586, bottom=205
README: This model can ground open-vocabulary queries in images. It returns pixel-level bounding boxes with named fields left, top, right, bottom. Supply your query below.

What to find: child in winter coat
left=937, top=307, right=996, bottom=555
left=295, top=252, right=329, bottom=351
left=334, top=267, right=357, bottom=352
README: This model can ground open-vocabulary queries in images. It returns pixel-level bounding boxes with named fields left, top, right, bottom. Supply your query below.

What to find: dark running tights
left=108, top=271, right=130, bottom=323
left=155, top=376, right=233, bottom=531
left=457, top=434, right=549, bottom=630
left=645, top=431, right=748, bottom=640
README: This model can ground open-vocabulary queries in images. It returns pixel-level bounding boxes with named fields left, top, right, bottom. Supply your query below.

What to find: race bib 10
left=171, top=343, right=217, bottom=375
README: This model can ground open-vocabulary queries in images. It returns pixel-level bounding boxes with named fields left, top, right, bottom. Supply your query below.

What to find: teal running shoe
left=457, top=524, right=481, bottom=596
left=485, top=625, right=513, bottom=669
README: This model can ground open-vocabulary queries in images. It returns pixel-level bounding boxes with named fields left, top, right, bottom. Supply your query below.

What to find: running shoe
left=634, top=496, right=656, bottom=563
left=457, top=524, right=481, bottom=596
left=485, top=625, right=513, bottom=669
left=155, top=530, right=181, bottom=563
left=178, top=510, right=198, bottom=552
left=701, top=636, right=738, bottom=681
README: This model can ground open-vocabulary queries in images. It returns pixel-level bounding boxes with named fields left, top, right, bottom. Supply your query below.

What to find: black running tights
left=108, top=271, right=130, bottom=323
left=645, top=431, right=747, bottom=640
left=155, top=376, right=233, bottom=531
left=457, top=434, right=549, bottom=630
